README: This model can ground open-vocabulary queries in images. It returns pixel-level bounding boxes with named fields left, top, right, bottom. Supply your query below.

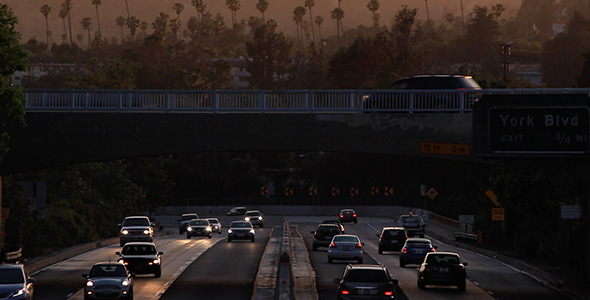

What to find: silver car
left=328, top=234, right=364, bottom=264
left=0, top=264, right=35, bottom=300
left=82, top=262, right=134, bottom=299
left=206, top=218, right=222, bottom=234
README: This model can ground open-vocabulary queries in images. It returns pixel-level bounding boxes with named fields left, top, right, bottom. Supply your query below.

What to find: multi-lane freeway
left=31, top=215, right=571, bottom=300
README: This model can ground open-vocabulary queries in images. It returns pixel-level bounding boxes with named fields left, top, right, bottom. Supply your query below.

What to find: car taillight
left=352, top=213, right=357, bottom=217
left=430, top=248, right=436, bottom=252
left=329, top=243, right=336, bottom=248
left=355, top=243, right=362, bottom=248
left=340, top=214, right=344, bottom=218
left=341, top=290, right=349, bottom=295
left=402, top=247, right=408, bottom=253
left=384, top=291, right=393, bottom=296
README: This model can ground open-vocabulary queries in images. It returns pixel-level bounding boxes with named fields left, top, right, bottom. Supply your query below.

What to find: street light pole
left=501, top=42, right=512, bottom=85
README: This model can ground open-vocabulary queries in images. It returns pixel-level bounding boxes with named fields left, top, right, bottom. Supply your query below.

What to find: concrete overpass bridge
left=1, top=89, right=589, bottom=175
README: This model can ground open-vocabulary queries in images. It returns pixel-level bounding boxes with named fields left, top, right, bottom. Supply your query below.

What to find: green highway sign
left=488, top=107, right=590, bottom=153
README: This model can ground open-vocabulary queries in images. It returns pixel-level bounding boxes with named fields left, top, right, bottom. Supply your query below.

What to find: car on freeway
left=118, top=216, right=155, bottom=247
left=321, top=219, right=346, bottom=233
left=0, top=264, right=35, bottom=300
left=311, top=223, right=343, bottom=251
left=339, top=209, right=358, bottom=224
left=362, top=74, right=482, bottom=111
left=82, top=262, right=134, bottom=300
left=206, top=217, right=222, bottom=234
left=328, top=234, right=364, bottom=264
left=227, top=206, right=248, bottom=216
left=395, top=214, right=426, bottom=237
left=116, top=242, right=163, bottom=278
left=186, top=219, right=213, bottom=239
left=399, top=238, right=437, bottom=267
left=377, top=227, right=408, bottom=254
left=177, top=213, right=199, bottom=234
left=333, top=264, right=398, bottom=300
left=227, top=221, right=255, bottom=242
left=244, top=210, right=264, bottom=228
left=417, top=252, right=468, bottom=291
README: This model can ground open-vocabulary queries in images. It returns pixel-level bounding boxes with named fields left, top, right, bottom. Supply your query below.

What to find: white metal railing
left=22, top=89, right=590, bottom=113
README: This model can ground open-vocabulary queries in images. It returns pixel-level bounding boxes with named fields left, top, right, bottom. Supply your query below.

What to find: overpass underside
left=1, top=112, right=472, bottom=175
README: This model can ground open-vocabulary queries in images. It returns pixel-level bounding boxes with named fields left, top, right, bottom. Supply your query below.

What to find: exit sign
left=488, top=107, right=590, bottom=153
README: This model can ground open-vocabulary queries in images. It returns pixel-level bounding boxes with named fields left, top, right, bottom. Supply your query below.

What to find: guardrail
left=22, top=88, right=590, bottom=113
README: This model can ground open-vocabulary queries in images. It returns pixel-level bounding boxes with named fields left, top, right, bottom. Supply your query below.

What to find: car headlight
left=245, top=217, right=251, bottom=221
left=118, top=259, right=127, bottom=265
left=150, top=259, right=160, bottom=265
left=249, top=229, right=255, bottom=234
left=187, top=227, right=193, bottom=231
left=121, top=230, right=129, bottom=235
left=228, top=229, right=233, bottom=233
left=258, top=216, right=263, bottom=220
left=143, top=229, right=150, bottom=235
left=121, top=279, right=130, bottom=287
left=12, top=288, right=26, bottom=297
left=86, top=280, right=94, bottom=287
left=206, top=226, right=212, bottom=232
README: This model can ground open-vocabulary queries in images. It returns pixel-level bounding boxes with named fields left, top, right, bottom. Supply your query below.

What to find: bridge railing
left=23, top=89, right=590, bottom=113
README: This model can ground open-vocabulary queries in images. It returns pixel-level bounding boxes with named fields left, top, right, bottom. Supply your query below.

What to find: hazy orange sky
left=5, top=0, right=520, bottom=44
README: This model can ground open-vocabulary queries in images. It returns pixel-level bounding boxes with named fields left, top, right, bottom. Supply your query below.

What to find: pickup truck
left=118, top=216, right=155, bottom=246
left=395, top=214, right=426, bottom=237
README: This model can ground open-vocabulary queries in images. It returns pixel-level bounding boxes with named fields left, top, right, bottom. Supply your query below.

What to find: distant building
left=509, top=64, right=543, bottom=86
left=207, top=57, right=251, bottom=89
left=10, top=63, right=78, bottom=87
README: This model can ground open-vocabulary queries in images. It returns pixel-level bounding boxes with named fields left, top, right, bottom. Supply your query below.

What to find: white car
left=327, top=234, right=364, bottom=264
left=206, top=218, right=222, bottom=234
left=0, top=264, right=35, bottom=300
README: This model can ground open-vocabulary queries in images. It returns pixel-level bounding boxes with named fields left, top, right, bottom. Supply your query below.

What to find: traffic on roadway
left=27, top=211, right=573, bottom=300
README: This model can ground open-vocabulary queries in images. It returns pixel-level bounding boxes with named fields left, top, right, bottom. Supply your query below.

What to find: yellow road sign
left=492, top=208, right=505, bottom=221
left=486, top=189, right=501, bottom=207
left=384, top=186, right=394, bottom=196
left=370, top=186, right=379, bottom=196
left=420, top=142, right=470, bottom=156
left=260, top=186, right=268, bottom=196
left=350, top=187, right=359, bottom=197
left=427, top=187, right=438, bottom=200
left=331, top=187, right=340, bottom=197
left=285, top=187, right=294, bottom=197
left=309, top=186, right=318, bottom=197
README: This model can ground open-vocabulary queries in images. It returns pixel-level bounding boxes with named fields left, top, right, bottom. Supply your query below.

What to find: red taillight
left=341, top=290, right=350, bottom=295
left=402, top=247, right=408, bottom=253
left=352, top=213, right=357, bottom=217
left=430, top=248, right=436, bottom=252
left=355, top=243, right=362, bottom=248
left=329, top=243, right=336, bottom=248
left=340, top=214, right=344, bottom=218
left=384, top=291, right=393, bottom=296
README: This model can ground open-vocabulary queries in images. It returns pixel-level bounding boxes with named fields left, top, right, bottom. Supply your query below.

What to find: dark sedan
left=417, top=252, right=468, bottom=291
left=399, top=238, right=437, bottom=267
left=82, top=262, right=134, bottom=300
left=116, top=242, right=163, bottom=278
left=228, top=221, right=255, bottom=242
left=339, top=209, right=358, bottom=224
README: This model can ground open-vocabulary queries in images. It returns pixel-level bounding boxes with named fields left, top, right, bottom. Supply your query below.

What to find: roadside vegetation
left=0, top=0, right=587, bottom=280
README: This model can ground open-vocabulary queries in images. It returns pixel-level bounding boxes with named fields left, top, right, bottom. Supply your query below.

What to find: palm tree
left=172, top=3, right=184, bottom=40
left=169, top=18, right=181, bottom=39
left=330, top=7, right=344, bottom=45
left=140, top=21, right=148, bottom=36
left=304, top=0, right=315, bottom=42
left=256, top=0, right=269, bottom=23
left=92, top=0, right=102, bottom=37
left=58, top=8, right=68, bottom=44
left=293, top=6, right=306, bottom=45
left=61, top=0, right=74, bottom=45
left=81, top=17, right=93, bottom=48
left=40, top=4, right=52, bottom=46
left=152, top=12, right=169, bottom=38
left=127, top=16, right=139, bottom=39
left=314, top=15, right=323, bottom=41
left=116, top=16, right=126, bottom=43
left=225, top=0, right=241, bottom=28
left=367, top=0, right=380, bottom=28
left=191, top=0, right=207, bottom=21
